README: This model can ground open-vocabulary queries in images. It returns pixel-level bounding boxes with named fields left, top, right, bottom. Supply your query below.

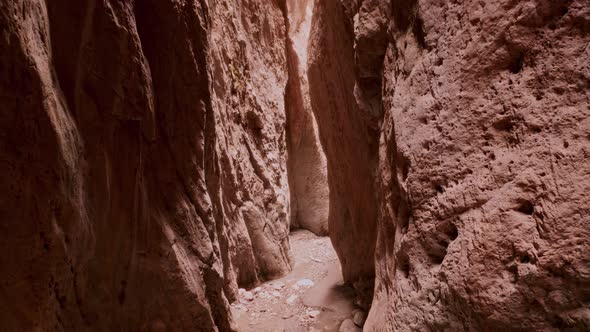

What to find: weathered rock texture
left=285, top=0, right=330, bottom=236
left=308, top=0, right=390, bottom=284
left=308, top=0, right=590, bottom=330
left=0, top=0, right=294, bottom=330
left=3, top=0, right=590, bottom=330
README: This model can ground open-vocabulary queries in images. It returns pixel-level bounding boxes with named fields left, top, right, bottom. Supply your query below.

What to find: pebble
left=296, top=279, right=314, bottom=288
left=243, top=291, right=254, bottom=301
left=272, top=291, right=281, bottom=298
left=339, top=319, right=362, bottom=332
left=352, top=310, right=366, bottom=327
left=272, top=282, right=284, bottom=290
left=308, top=310, right=321, bottom=318
left=253, top=286, right=262, bottom=294
left=286, top=294, right=298, bottom=304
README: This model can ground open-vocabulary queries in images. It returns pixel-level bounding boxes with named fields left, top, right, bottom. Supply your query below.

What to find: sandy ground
left=232, top=230, right=362, bottom=331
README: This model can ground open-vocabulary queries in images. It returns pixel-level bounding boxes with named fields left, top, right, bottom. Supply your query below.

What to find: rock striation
left=0, top=0, right=295, bottom=330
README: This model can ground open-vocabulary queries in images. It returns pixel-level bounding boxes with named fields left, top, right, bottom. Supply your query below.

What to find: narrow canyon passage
left=232, top=230, right=361, bottom=332
left=229, top=1, right=370, bottom=329
left=1, top=0, right=589, bottom=331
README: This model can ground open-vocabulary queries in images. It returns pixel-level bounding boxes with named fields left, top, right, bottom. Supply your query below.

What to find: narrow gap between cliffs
left=230, top=1, right=362, bottom=331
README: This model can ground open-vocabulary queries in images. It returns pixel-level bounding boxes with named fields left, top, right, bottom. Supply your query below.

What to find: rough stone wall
left=3, top=0, right=589, bottom=330
left=307, top=0, right=390, bottom=284
left=308, top=0, right=590, bottom=330
left=0, top=0, right=292, bottom=330
left=207, top=0, right=292, bottom=292
left=285, top=0, right=330, bottom=236
left=369, top=0, right=590, bottom=330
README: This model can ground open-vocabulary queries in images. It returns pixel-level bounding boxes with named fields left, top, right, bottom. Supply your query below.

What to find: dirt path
left=232, top=230, right=365, bottom=331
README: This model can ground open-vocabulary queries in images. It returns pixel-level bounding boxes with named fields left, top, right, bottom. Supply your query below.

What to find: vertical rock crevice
left=307, top=0, right=389, bottom=289
left=284, top=0, right=330, bottom=236
left=2, top=0, right=590, bottom=330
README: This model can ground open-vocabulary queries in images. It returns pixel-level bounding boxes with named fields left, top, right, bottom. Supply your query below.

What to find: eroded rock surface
left=308, top=0, right=590, bottom=330
left=2, top=0, right=589, bottom=330
left=307, top=0, right=390, bottom=284
left=0, top=0, right=293, bottom=330
left=285, top=0, right=330, bottom=236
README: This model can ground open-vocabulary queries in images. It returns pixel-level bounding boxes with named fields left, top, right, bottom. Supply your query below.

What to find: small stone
left=308, top=310, right=321, bottom=318
left=339, top=319, right=362, bottom=332
left=272, top=282, right=284, bottom=290
left=353, top=310, right=367, bottom=327
left=253, top=286, right=262, bottom=294
left=296, top=279, right=314, bottom=288
left=286, top=294, right=298, bottom=304
left=243, top=291, right=254, bottom=301
left=238, top=288, right=247, bottom=296
left=272, top=291, right=281, bottom=298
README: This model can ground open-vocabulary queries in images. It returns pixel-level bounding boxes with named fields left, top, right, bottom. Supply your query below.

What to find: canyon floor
left=232, top=230, right=363, bottom=332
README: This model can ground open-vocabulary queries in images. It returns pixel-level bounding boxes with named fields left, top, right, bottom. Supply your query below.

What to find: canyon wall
left=0, top=0, right=293, bottom=330
left=285, top=0, right=330, bottom=236
left=2, top=0, right=589, bottom=330
left=308, top=0, right=590, bottom=330
left=307, top=0, right=390, bottom=284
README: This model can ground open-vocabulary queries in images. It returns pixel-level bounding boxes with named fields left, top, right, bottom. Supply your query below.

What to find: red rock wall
left=307, top=0, right=389, bottom=285
left=371, top=0, right=590, bottom=330
left=0, top=0, right=292, bottom=330
left=3, top=0, right=589, bottom=330
left=285, top=0, right=330, bottom=236
left=308, top=0, right=590, bottom=330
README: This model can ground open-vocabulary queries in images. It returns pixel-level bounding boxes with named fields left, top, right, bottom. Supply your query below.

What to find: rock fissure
left=1, top=0, right=589, bottom=331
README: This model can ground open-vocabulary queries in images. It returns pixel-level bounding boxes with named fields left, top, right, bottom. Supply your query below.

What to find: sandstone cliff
left=0, top=0, right=293, bottom=330
left=2, top=0, right=589, bottom=330
left=308, top=0, right=590, bottom=330
left=285, top=0, right=330, bottom=236
left=307, top=0, right=389, bottom=286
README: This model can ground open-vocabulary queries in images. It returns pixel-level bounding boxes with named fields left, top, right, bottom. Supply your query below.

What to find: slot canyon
left=0, top=0, right=589, bottom=331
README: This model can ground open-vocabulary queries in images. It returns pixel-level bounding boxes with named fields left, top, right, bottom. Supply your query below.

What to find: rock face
left=285, top=0, right=330, bottom=235
left=307, top=0, right=390, bottom=283
left=2, top=0, right=590, bottom=330
left=308, top=0, right=590, bottom=330
left=0, top=0, right=294, bottom=330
